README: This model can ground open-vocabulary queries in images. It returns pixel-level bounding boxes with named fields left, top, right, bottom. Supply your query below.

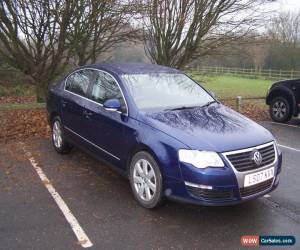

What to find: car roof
left=82, top=63, right=181, bottom=75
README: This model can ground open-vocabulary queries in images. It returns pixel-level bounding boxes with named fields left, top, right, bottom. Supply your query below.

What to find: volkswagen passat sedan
left=47, top=63, right=282, bottom=208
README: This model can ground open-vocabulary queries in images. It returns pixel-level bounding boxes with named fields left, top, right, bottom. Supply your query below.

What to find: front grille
left=226, top=143, right=275, bottom=172
left=240, top=179, right=273, bottom=197
left=186, top=186, right=233, bottom=200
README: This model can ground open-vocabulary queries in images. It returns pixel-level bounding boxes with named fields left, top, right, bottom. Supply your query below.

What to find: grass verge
left=189, top=74, right=272, bottom=99
left=0, top=102, right=45, bottom=111
left=0, top=83, right=35, bottom=97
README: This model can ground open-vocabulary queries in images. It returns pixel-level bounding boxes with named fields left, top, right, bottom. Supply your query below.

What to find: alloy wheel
left=52, top=120, right=62, bottom=149
left=133, top=159, right=157, bottom=201
left=272, top=100, right=287, bottom=119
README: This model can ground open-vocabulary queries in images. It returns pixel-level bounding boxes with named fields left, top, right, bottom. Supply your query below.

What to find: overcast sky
left=270, top=0, right=300, bottom=12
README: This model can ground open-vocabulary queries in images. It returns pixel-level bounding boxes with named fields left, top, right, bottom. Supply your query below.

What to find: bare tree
left=141, top=0, right=269, bottom=68
left=266, top=11, right=300, bottom=70
left=268, top=11, right=300, bottom=46
left=0, top=0, right=139, bottom=101
left=69, top=0, right=139, bottom=66
left=0, top=0, right=78, bottom=101
left=247, top=37, right=269, bottom=72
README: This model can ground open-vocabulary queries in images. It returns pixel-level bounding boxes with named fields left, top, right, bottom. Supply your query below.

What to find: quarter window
left=91, top=71, right=126, bottom=111
left=65, top=70, right=92, bottom=97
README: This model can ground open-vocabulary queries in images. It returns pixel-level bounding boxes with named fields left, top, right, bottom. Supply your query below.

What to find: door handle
left=83, top=110, right=92, bottom=116
left=83, top=110, right=92, bottom=119
left=61, top=100, right=68, bottom=107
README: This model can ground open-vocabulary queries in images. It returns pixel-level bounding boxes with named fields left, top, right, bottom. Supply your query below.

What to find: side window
left=65, top=70, right=91, bottom=97
left=91, top=71, right=126, bottom=112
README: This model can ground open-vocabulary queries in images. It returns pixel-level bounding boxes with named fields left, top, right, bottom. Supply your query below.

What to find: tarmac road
left=0, top=119, right=300, bottom=250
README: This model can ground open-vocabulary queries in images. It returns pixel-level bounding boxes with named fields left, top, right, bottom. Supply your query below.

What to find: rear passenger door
left=62, top=69, right=94, bottom=139
left=83, top=70, right=128, bottom=164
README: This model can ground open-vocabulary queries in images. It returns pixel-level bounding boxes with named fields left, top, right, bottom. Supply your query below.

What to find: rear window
left=65, top=70, right=91, bottom=97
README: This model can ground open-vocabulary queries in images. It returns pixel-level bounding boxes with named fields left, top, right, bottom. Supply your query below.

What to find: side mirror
left=103, top=98, right=121, bottom=112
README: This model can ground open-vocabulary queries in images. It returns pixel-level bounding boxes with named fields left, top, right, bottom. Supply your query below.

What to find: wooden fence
left=187, top=66, right=300, bottom=80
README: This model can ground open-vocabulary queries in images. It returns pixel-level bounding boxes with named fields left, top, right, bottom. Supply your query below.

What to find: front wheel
left=129, top=151, right=164, bottom=209
left=269, top=97, right=292, bottom=123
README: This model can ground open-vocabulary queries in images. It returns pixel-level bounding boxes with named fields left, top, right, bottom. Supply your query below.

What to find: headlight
left=178, top=150, right=224, bottom=169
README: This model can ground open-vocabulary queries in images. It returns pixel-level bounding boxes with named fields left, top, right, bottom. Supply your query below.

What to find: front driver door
left=83, top=70, right=129, bottom=167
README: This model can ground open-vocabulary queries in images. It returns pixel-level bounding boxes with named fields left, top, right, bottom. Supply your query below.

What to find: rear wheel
left=269, top=97, right=292, bottom=123
left=129, top=151, right=164, bottom=209
left=52, top=117, right=73, bottom=154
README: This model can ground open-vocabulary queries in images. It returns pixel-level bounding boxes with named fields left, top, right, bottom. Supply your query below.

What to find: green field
left=190, top=74, right=273, bottom=99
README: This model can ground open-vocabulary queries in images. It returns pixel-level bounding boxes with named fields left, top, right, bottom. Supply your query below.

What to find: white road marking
left=264, top=194, right=271, bottom=198
left=278, top=144, right=300, bottom=153
left=268, top=121, right=300, bottom=129
left=21, top=145, right=93, bottom=248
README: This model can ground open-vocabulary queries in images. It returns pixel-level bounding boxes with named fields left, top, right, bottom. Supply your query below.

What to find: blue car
left=47, top=63, right=282, bottom=208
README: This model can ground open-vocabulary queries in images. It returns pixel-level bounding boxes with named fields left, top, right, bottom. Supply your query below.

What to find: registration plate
left=244, top=167, right=275, bottom=187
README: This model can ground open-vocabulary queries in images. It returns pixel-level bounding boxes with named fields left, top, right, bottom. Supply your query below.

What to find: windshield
left=122, top=73, right=214, bottom=110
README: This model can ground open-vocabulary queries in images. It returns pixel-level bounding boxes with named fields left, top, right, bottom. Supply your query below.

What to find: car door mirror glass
left=103, top=98, right=121, bottom=112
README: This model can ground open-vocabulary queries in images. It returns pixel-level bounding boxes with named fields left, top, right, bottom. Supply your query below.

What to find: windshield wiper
left=201, top=100, right=217, bottom=108
left=164, top=106, right=198, bottom=111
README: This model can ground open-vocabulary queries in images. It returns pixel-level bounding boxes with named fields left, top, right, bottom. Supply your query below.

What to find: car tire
left=51, top=117, right=73, bottom=154
left=269, top=96, right=292, bottom=123
left=129, top=151, right=164, bottom=209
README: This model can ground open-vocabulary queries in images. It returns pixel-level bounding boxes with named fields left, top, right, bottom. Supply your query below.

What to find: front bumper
left=167, top=175, right=280, bottom=206
left=164, top=143, right=282, bottom=206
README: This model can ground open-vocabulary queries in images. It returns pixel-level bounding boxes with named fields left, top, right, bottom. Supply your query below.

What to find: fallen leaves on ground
left=0, top=101, right=269, bottom=143
left=0, top=108, right=50, bottom=143
left=223, top=100, right=270, bottom=121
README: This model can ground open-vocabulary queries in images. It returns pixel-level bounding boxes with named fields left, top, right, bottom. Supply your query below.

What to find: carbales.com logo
left=241, top=235, right=296, bottom=247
